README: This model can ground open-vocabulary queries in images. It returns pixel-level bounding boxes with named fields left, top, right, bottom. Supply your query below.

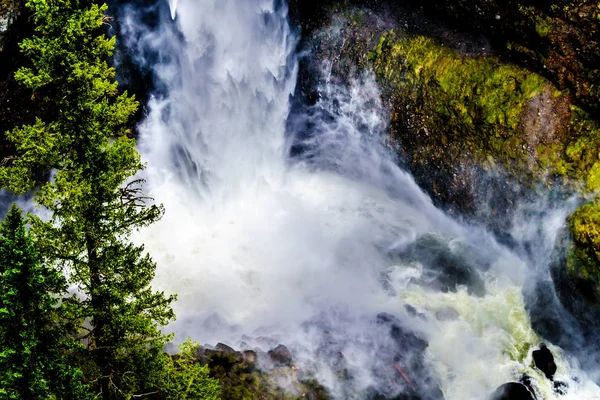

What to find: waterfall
left=121, top=0, right=600, bottom=398
left=168, top=0, right=177, bottom=19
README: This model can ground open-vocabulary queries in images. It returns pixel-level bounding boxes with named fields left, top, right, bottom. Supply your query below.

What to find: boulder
left=553, top=380, right=568, bottom=396
left=215, top=342, right=237, bottom=354
left=491, top=383, right=534, bottom=400
left=268, top=344, right=293, bottom=366
left=397, top=233, right=487, bottom=296
left=532, top=343, right=557, bottom=380
left=375, top=313, right=444, bottom=400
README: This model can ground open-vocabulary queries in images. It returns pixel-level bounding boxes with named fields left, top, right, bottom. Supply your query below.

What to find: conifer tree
left=0, top=1, right=176, bottom=398
left=0, top=204, right=92, bottom=399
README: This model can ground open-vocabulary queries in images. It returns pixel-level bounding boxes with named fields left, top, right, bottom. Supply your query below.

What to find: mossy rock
left=421, top=0, right=600, bottom=116
left=370, top=29, right=600, bottom=304
left=302, top=5, right=600, bottom=304
left=367, top=30, right=575, bottom=216
left=196, top=346, right=330, bottom=400
left=567, top=202, right=600, bottom=304
left=290, top=0, right=600, bottom=116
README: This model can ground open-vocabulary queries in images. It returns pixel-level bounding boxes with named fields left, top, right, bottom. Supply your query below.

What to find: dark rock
left=553, top=381, right=568, bottom=396
left=398, top=234, right=487, bottom=297
left=375, top=313, right=444, bottom=400
left=215, top=342, right=236, bottom=354
left=491, top=383, right=534, bottom=400
left=404, top=304, right=418, bottom=317
left=268, top=344, right=293, bottom=366
left=532, top=343, right=557, bottom=380
left=403, top=304, right=428, bottom=320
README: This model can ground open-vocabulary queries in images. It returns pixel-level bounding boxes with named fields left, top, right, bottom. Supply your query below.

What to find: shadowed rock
left=268, top=344, right=293, bottom=366
left=491, top=382, right=534, bottom=400
left=532, top=343, right=557, bottom=380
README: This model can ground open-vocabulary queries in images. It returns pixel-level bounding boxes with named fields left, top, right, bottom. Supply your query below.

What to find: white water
left=126, top=0, right=600, bottom=398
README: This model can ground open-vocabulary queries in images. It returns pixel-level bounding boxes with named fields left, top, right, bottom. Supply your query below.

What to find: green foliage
left=0, top=203, right=93, bottom=399
left=158, top=340, right=222, bottom=400
left=559, top=107, right=600, bottom=191
left=0, top=0, right=176, bottom=398
left=0, top=0, right=138, bottom=193
left=568, top=201, right=600, bottom=303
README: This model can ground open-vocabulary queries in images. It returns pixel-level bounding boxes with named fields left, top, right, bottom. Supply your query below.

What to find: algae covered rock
left=567, top=201, right=600, bottom=304
left=414, top=0, right=600, bottom=116
left=370, top=30, right=567, bottom=213
left=195, top=343, right=330, bottom=400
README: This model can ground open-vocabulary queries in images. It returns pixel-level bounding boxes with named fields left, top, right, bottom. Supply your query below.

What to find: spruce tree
left=0, top=203, right=92, bottom=399
left=0, top=0, right=176, bottom=398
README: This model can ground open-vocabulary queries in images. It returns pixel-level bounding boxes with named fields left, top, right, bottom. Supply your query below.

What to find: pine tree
left=159, top=339, right=222, bottom=400
left=0, top=203, right=92, bottom=399
left=0, top=0, right=176, bottom=398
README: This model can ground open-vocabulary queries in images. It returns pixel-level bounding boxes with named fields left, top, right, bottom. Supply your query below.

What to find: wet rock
left=553, top=381, right=568, bottom=396
left=268, top=344, right=293, bottom=366
left=404, top=304, right=426, bottom=319
left=405, top=304, right=418, bottom=317
left=399, top=233, right=487, bottom=296
left=215, top=342, right=236, bottom=354
left=197, top=341, right=328, bottom=399
left=376, top=313, right=444, bottom=400
left=491, top=382, right=534, bottom=400
left=532, top=343, right=557, bottom=380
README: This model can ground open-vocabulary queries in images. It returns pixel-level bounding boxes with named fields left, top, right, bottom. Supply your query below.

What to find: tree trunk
left=87, top=232, right=111, bottom=400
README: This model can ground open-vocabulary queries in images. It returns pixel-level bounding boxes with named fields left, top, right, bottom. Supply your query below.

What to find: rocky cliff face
left=291, top=0, right=600, bottom=115
left=415, top=0, right=600, bottom=116
left=291, top=1, right=600, bottom=317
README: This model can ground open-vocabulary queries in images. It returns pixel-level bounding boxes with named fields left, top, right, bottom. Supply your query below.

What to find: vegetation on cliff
left=418, top=0, right=600, bottom=116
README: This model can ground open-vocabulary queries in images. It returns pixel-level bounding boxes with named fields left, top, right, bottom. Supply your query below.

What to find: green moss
left=200, top=348, right=330, bottom=400
left=568, top=202, right=600, bottom=303
left=558, top=107, right=600, bottom=190
left=534, top=15, right=552, bottom=37
left=371, top=32, right=548, bottom=172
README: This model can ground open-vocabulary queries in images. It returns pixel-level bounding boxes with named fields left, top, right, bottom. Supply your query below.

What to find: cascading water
left=121, top=0, right=600, bottom=398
